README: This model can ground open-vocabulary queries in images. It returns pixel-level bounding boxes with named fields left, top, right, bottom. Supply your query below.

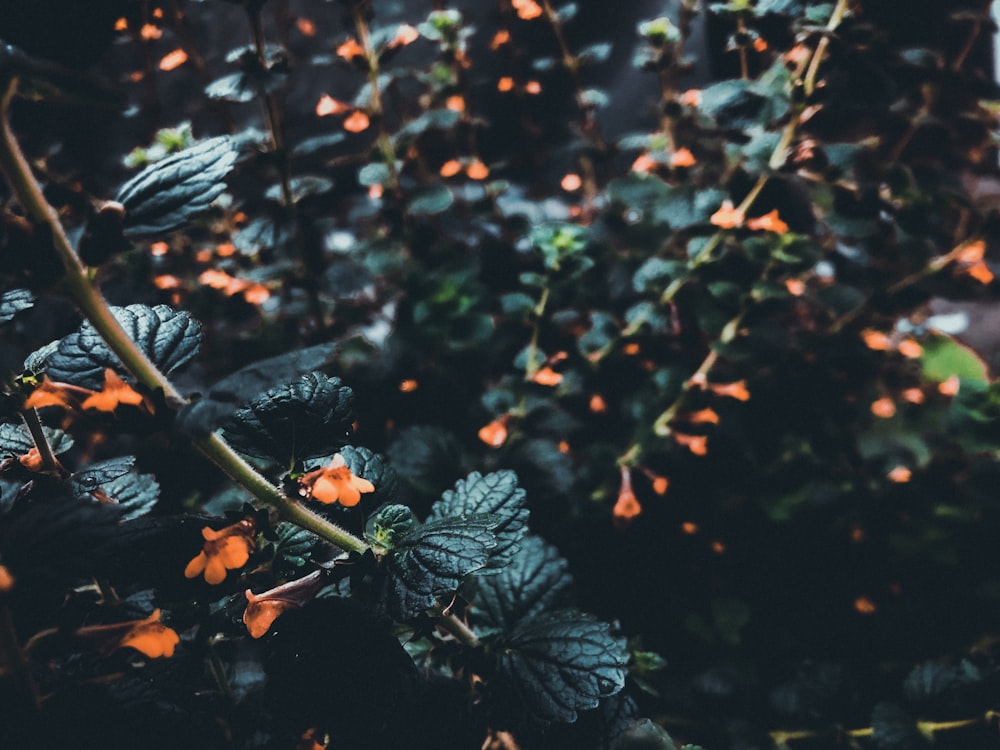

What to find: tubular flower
left=613, top=466, right=642, bottom=527
left=710, top=200, right=744, bottom=229
left=746, top=209, right=789, bottom=234
left=243, top=570, right=325, bottom=638
left=75, top=609, right=180, bottom=659
left=23, top=377, right=78, bottom=410
left=301, top=454, right=374, bottom=507
left=81, top=368, right=147, bottom=412
left=184, top=519, right=256, bottom=585
left=478, top=415, right=510, bottom=448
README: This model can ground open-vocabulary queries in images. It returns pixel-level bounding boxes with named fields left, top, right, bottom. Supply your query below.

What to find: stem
left=352, top=3, right=400, bottom=190
left=0, top=76, right=368, bottom=557
left=436, top=611, right=481, bottom=648
left=803, top=0, right=850, bottom=97
left=771, top=711, right=998, bottom=746
left=20, top=408, right=59, bottom=472
left=524, top=286, right=550, bottom=380
left=0, top=603, right=40, bottom=710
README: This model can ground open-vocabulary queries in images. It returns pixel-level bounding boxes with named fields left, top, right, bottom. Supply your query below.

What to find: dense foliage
left=1, top=0, right=1000, bottom=748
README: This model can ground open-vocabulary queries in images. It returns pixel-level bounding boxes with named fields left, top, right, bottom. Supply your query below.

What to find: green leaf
left=71, top=456, right=136, bottom=496
left=43, top=305, right=202, bottom=389
left=496, top=610, right=628, bottom=724
left=204, top=72, right=256, bottom=103
left=359, top=162, right=393, bottom=187
left=222, top=372, right=355, bottom=465
left=264, top=175, right=334, bottom=205
left=871, top=702, right=925, bottom=749
left=0, top=422, right=72, bottom=458
left=115, top=135, right=240, bottom=236
left=367, top=504, right=417, bottom=548
left=903, top=662, right=962, bottom=704
left=919, top=332, right=988, bottom=384
left=407, top=185, right=454, bottom=216
left=95, top=469, right=161, bottom=522
left=428, top=470, right=528, bottom=571
left=271, top=522, right=320, bottom=574
left=652, top=185, right=727, bottom=230
left=700, top=79, right=768, bottom=129
left=386, top=425, right=463, bottom=495
left=0, top=289, right=33, bottom=323
left=379, top=514, right=499, bottom=620
left=471, top=535, right=572, bottom=630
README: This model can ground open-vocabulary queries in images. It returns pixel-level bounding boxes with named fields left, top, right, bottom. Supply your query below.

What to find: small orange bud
left=589, top=394, right=607, bottom=413
left=440, top=159, right=463, bottom=177
left=316, top=95, right=348, bottom=117
left=297, top=17, right=316, bottom=36
left=967, top=261, right=994, bottom=285
left=513, top=0, right=543, bottom=20
left=0, top=564, right=14, bottom=593
left=679, top=89, right=701, bottom=107
left=785, top=278, right=806, bottom=296
left=681, top=521, right=699, bottom=535
left=336, top=38, right=365, bottom=61
left=150, top=241, right=169, bottom=256
left=114, top=17, right=128, bottom=31
left=445, top=95, right=465, bottom=113
left=854, top=595, right=876, bottom=615
left=216, top=242, right=237, bottom=257
left=153, top=274, right=181, bottom=290
left=861, top=329, right=891, bottom=351
left=753, top=37, right=768, bottom=52
left=491, top=30, right=511, bottom=49
left=243, top=283, right=271, bottom=305
left=524, top=80, right=542, bottom=95
left=708, top=380, right=750, bottom=401
left=398, top=379, right=419, bottom=392
left=901, top=387, right=924, bottom=404
left=497, top=76, right=515, bottom=92
left=711, top=540, right=726, bottom=554
left=631, top=153, right=657, bottom=174
left=651, top=476, right=669, bottom=495
left=684, top=407, right=720, bottom=425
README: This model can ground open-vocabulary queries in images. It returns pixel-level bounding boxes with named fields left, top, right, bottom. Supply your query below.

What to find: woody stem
left=0, top=76, right=368, bottom=557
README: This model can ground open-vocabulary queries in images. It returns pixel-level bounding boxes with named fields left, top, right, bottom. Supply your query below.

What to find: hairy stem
left=20, top=408, right=59, bottom=472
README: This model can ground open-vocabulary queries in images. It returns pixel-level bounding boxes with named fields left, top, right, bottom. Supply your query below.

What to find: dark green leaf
left=359, top=163, right=393, bottom=187
left=472, top=535, right=572, bottom=630
left=429, top=470, right=527, bottom=571
left=368, top=504, right=417, bottom=548
left=264, top=175, right=334, bottom=204
left=115, top=136, right=240, bottom=236
left=0, top=289, right=33, bottom=323
left=0, top=422, right=72, bottom=458
left=96, top=469, right=161, bottom=521
left=379, top=514, right=498, bottom=620
left=652, top=185, right=727, bottom=229
left=177, top=342, right=344, bottom=437
left=407, top=185, right=454, bottom=216
left=271, top=522, right=319, bottom=574
left=204, top=72, right=256, bottom=103
left=871, top=703, right=925, bottom=750
left=386, top=425, right=463, bottom=495
left=700, top=79, right=768, bottom=129
left=44, top=305, right=202, bottom=389
left=222, top=372, right=355, bottom=465
left=578, top=43, right=612, bottom=65
left=72, top=456, right=137, bottom=497
left=902, top=662, right=962, bottom=704
left=497, top=610, right=628, bottom=724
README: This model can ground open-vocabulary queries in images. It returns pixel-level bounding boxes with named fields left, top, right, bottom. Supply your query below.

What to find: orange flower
left=613, top=466, right=641, bottom=526
left=512, top=0, right=543, bottom=20
left=746, top=209, right=789, bottom=234
left=466, top=159, right=490, bottom=180
left=853, top=595, right=876, bottom=615
left=897, top=339, right=922, bottom=358
left=631, top=153, right=657, bottom=174
left=901, top=387, right=924, bottom=404
left=708, top=380, right=750, bottom=401
left=682, top=407, right=720, bottom=425
left=785, top=278, right=806, bottom=296
left=184, top=519, right=256, bottom=585
left=497, top=76, right=515, bottom=92
left=158, top=48, right=188, bottom=71
left=23, top=377, right=76, bottom=410
left=589, top=394, right=607, bottom=413
left=681, top=521, right=699, bottom=535
left=531, top=366, right=563, bottom=386
left=114, top=17, right=128, bottom=31
left=139, top=23, right=162, bottom=40
left=76, top=609, right=180, bottom=659
left=670, top=148, right=696, bottom=168
left=956, top=240, right=985, bottom=263
left=478, top=416, right=509, bottom=448
left=440, top=159, right=463, bottom=177
left=673, top=432, right=708, bottom=455
left=301, top=454, right=375, bottom=507
left=343, top=110, right=371, bottom=133
left=296, top=17, right=317, bottom=36
left=398, top=379, right=419, bottom=392
left=81, top=368, right=146, bottom=412
left=315, top=94, right=350, bottom=117
left=861, top=329, right=891, bottom=351
left=119, top=609, right=181, bottom=658
left=523, top=80, right=542, bottom=95
left=336, top=38, right=365, bottom=61
left=887, top=465, right=911, bottom=483
left=966, top=261, right=994, bottom=285
left=244, top=570, right=325, bottom=638
left=445, top=95, right=465, bottom=113
left=710, top=200, right=744, bottom=229
left=18, top=448, right=44, bottom=472
left=561, top=173, right=582, bottom=191
left=298, top=729, right=329, bottom=750
left=938, top=375, right=960, bottom=396
left=490, top=30, right=511, bottom=49
left=870, top=397, right=896, bottom=418
left=0, top=564, right=15, bottom=593
left=753, top=37, right=768, bottom=52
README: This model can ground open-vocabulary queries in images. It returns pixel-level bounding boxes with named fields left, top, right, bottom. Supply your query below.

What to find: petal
left=311, top=475, right=339, bottom=504
left=243, top=600, right=286, bottom=638
left=122, top=625, right=180, bottom=658
left=353, top=476, right=375, bottom=494
left=204, top=555, right=228, bottom=585
left=81, top=390, right=118, bottom=412
left=218, top=537, right=251, bottom=569
left=338, top=482, right=361, bottom=507
left=184, top=552, right=208, bottom=579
